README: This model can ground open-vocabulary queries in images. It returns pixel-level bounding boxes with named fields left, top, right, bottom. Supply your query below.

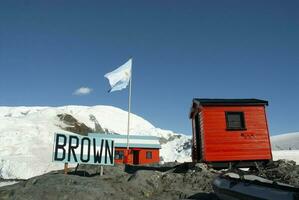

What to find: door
left=132, top=150, right=139, bottom=165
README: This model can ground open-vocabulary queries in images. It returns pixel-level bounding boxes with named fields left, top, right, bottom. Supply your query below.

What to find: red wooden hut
left=113, top=134, right=161, bottom=165
left=189, top=98, right=272, bottom=168
left=89, top=134, right=160, bottom=165
left=114, top=147, right=160, bottom=165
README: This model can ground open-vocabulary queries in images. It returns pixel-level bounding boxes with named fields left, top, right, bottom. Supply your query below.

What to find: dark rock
left=249, top=159, right=299, bottom=187
left=1, top=160, right=298, bottom=200
left=57, top=114, right=93, bottom=136
left=159, top=137, right=168, bottom=145
left=89, top=115, right=105, bottom=133
left=31, top=179, right=38, bottom=185
left=159, top=135, right=183, bottom=145
left=0, top=163, right=217, bottom=200
left=57, top=114, right=78, bottom=125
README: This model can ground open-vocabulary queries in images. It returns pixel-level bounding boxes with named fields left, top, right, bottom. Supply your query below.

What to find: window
left=146, top=151, right=152, bottom=159
left=225, top=112, right=246, bottom=130
left=115, top=150, right=124, bottom=160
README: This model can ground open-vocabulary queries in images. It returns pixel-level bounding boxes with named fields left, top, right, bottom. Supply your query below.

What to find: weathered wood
left=100, top=166, right=103, bottom=176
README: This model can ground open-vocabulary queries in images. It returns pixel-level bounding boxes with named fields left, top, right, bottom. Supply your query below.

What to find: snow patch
left=272, top=150, right=299, bottom=164
left=0, top=181, right=18, bottom=188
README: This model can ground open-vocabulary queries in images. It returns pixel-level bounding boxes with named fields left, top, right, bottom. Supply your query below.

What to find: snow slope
left=271, top=132, right=299, bottom=150
left=270, top=132, right=299, bottom=164
left=272, top=150, right=299, bottom=164
left=0, top=105, right=190, bottom=179
left=160, top=136, right=191, bottom=163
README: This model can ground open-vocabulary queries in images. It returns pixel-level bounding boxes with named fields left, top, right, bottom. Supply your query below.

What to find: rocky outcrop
left=57, top=114, right=93, bottom=136
left=178, top=140, right=192, bottom=153
left=0, top=162, right=217, bottom=200
left=89, top=114, right=105, bottom=133
left=159, top=134, right=182, bottom=145
left=1, top=160, right=298, bottom=200
left=250, top=159, right=299, bottom=187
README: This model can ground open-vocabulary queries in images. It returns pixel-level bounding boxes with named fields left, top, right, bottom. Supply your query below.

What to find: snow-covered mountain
left=271, top=132, right=299, bottom=150
left=0, top=105, right=191, bottom=179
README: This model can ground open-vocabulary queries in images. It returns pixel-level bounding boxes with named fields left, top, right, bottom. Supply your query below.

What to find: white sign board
left=52, top=133, right=114, bottom=165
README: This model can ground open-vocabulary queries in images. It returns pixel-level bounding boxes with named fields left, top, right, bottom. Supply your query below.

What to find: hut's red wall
left=138, top=149, right=160, bottom=164
left=202, top=105, right=272, bottom=162
left=114, top=148, right=160, bottom=164
left=114, top=148, right=130, bottom=164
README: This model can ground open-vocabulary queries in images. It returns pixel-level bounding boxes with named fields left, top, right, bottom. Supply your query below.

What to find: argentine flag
left=104, top=59, right=132, bottom=92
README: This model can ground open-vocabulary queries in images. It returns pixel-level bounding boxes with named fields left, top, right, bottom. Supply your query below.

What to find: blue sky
left=0, top=1, right=298, bottom=135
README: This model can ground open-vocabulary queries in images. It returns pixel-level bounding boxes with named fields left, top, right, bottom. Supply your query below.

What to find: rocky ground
left=249, top=159, right=299, bottom=187
left=0, top=160, right=298, bottom=200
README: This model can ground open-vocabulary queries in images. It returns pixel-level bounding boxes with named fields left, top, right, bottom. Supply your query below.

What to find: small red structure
left=115, top=148, right=160, bottom=165
left=189, top=98, right=272, bottom=168
left=88, top=133, right=160, bottom=165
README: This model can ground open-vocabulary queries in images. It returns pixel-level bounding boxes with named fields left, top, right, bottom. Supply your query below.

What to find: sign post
left=64, top=163, right=68, bottom=175
left=100, top=166, right=103, bottom=176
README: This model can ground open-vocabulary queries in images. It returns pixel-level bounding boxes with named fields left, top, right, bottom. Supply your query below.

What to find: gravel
left=0, top=160, right=298, bottom=200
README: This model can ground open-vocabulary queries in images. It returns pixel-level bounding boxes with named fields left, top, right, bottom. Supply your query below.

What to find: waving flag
left=104, top=58, right=133, bottom=164
left=104, top=59, right=132, bottom=92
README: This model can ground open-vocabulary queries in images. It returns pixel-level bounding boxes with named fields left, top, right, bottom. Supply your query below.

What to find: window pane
left=115, top=150, right=124, bottom=160
left=226, top=112, right=245, bottom=130
left=146, top=151, right=152, bottom=159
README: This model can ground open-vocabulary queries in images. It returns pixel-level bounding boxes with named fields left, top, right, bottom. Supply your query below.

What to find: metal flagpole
left=126, top=58, right=132, bottom=162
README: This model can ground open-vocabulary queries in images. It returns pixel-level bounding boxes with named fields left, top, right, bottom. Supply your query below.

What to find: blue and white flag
left=104, top=59, right=132, bottom=92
